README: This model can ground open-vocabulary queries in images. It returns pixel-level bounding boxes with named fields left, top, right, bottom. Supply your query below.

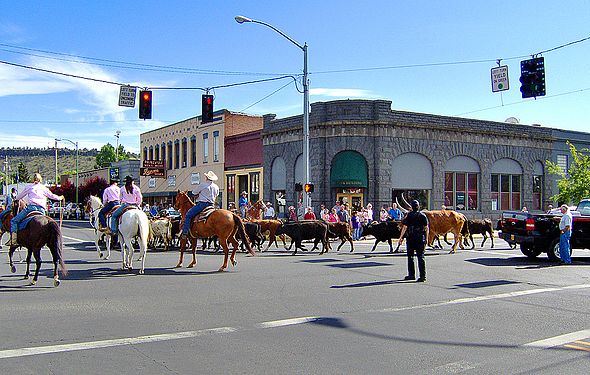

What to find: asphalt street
left=1, top=220, right=590, bottom=375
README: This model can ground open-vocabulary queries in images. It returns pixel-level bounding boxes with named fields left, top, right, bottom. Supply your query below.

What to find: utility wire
left=241, top=80, right=295, bottom=112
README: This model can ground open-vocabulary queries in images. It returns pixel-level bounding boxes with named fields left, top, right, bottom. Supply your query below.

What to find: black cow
left=361, top=221, right=403, bottom=253
left=240, top=222, right=264, bottom=252
left=325, top=221, right=354, bottom=252
left=276, top=220, right=330, bottom=255
left=465, top=219, right=494, bottom=249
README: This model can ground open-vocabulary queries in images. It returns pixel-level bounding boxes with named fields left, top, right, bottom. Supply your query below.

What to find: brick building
left=262, top=99, right=590, bottom=218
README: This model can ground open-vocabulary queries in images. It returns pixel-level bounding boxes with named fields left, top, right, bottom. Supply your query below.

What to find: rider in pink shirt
left=109, top=176, right=142, bottom=234
left=6, top=173, right=64, bottom=246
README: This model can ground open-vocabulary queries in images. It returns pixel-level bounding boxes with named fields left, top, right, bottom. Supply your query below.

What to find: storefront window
left=492, top=174, right=521, bottom=210
left=250, top=172, right=260, bottom=204
left=444, top=172, right=478, bottom=210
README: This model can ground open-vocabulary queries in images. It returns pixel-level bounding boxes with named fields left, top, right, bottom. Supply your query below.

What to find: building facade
left=262, top=99, right=590, bottom=219
left=139, top=110, right=262, bottom=208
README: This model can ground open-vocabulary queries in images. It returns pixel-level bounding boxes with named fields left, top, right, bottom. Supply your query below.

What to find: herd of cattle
left=141, top=209, right=495, bottom=256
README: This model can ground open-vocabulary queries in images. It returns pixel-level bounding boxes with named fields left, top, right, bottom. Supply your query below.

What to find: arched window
left=444, top=155, right=480, bottom=210
left=491, top=158, right=523, bottom=210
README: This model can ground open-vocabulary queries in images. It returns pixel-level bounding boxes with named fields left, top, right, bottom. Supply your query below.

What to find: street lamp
left=115, top=130, right=121, bottom=162
left=56, top=138, right=79, bottom=205
left=235, top=15, right=311, bottom=209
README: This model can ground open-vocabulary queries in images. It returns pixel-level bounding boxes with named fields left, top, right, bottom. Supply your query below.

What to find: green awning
left=330, top=151, right=368, bottom=188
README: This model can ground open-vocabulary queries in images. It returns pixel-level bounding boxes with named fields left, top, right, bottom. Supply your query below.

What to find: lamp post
left=56, top=138, right=79, bottom=205
left=235, top=15, right=311, bottom=209
left=115, top=130, right=121, bottom=162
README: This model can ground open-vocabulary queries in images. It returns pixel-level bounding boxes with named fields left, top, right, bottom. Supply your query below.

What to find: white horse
left=116, top=204, right=150, bottom=274
left=86, top=196, right=115, bottom=260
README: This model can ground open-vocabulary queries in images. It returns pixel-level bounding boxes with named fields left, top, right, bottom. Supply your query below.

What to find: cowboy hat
left=204, top=171, right=218, bottom=181
left=124, top=175, right=134, bottom=183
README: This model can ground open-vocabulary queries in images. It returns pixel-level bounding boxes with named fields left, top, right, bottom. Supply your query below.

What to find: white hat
left=204, top=171, right=218, bottom=181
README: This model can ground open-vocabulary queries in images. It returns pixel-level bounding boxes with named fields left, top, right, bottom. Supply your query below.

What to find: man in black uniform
left=398, top=200, right=429, bottom=282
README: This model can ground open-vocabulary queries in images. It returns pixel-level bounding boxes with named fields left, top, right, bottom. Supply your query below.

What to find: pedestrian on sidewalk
left=559, top=204, right=573, bottom=264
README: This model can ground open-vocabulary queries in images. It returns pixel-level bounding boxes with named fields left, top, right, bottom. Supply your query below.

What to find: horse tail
left=49, top=219, right=68, bottom=277
left=137, top=211, right=150, bottom=250
left=234, top=214, right=255, bottom=256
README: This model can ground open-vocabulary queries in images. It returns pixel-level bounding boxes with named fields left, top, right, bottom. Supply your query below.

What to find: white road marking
left=375, top=284, right=590, bottom=313
left=255, top=316, right=319, bottom=329
left=0, top=327, right=236, bottom=359
left=524, top=329, right=590, bottom=349
left=62, top=235, right=87, bottom=243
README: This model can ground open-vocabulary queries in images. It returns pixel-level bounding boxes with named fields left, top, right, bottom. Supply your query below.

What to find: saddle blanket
left=18, top=212, right=44, bottom=231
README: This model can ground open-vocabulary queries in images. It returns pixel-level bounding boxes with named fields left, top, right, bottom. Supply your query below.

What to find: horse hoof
left=218, top=267, right=225, bottom=272
left=104, top=256, right=110, bottom=260
left=139, top=269, right=144, bottom=275
left=231, top=260, right=237, bottom=267
left=54, top=279, right=61, bottom=287
left=175, top=263, right=182, bottom=268
left=187, top=263, right=195, bottom=268
left=10, top=265, right=16, bottom=273
left=448, top=250, right=456, bottom=254
left=99, top=253, right=103, bottom=258
left=30, top=279, right=36, bottom=286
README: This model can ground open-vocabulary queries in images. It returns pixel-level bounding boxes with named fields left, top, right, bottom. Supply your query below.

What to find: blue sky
left=1, top=1, right=589, bottom=153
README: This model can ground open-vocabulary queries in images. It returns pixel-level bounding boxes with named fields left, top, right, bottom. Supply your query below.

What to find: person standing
left=303, top=206, right=316, bottom=220
left=109, top=176, right=142, bottom=235
left=559, top=204, right=573, bottom=264
left=263, top=202, right=275, bottom=219
left=98, top=178, right=120, bottom=232
left=239, top=191, right=249, bottom=218
left=388, top=203, right=403, bottom=221
left=351, top=211, right=361, bottom=241
left=5, top=173, right=64, bottom=246
left=398, top=200, right=429, bottom=282
left=180, top=171, right=219, bottom=240
left=366, top=203, right=374, bottom=222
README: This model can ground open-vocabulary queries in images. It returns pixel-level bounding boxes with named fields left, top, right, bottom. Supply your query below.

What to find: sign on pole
left=491, top=66, right=509, bottom=92
left=118, top=85, right=137, bottom=107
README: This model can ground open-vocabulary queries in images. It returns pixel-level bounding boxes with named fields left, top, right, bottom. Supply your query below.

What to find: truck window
left=577, top=200, right=590, bottom=216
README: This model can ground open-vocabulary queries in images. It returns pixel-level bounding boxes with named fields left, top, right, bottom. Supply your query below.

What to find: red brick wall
left=225, top=130, right=262, bottom=168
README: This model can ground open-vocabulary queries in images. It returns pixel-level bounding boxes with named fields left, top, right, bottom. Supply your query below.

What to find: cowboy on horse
left=5, top=173, right=65, bottom=247
left=97, top=177, right=120, bottom=233
left=179, top=170, right=219, bottom=241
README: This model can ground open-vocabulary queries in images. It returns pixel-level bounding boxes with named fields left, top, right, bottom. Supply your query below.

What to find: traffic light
left=294, top=183, right=303, bottom=192
left=139, top=90, right=152, bottom=119
left=519, top=57, right=545, bottom=98
left=304, top=183, right=314, bottom=193
left=202, top=94, right=214, bottom=123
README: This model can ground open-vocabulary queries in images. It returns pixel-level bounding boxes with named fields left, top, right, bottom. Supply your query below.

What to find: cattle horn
left=395, top=197, right=410, bottom=214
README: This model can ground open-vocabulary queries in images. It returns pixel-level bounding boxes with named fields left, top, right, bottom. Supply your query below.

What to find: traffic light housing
left=304, top=183, right=314, bottom=193
left=202, top=94, right=214, bottom=123
left=139, top=90, right=152, bottom=119
left=520, top=57, right=545, bottom=98
left=294, top=183, right=303, bottom=192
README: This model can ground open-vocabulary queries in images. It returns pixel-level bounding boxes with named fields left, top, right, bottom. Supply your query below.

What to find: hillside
left=7, top=155, right=99, bottom=183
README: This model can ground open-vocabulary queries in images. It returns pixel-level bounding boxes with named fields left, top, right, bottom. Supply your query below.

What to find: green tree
left=16, top=162, right=30, bottom=183
left=546, top=141, right=590, bottom=204
left=95, top=143, right=131, bottom=168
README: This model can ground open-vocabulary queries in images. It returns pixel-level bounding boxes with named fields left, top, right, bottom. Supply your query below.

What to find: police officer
left=398, top=200, right=429, bottom=282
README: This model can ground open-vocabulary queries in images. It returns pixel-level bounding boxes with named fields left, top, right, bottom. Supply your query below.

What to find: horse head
left=87, top=195, right=102, bottom=212
left=174, top=191, right=194, bottom=213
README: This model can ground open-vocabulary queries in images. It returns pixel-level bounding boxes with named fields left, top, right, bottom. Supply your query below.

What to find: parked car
left=159, top=208, right=181, bottom=220
left=499, top=199, right=590, bottom=261
left=49, top=202, right=65, bottom=218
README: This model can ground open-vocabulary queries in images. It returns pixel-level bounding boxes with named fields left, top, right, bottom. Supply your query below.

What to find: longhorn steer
left=361, top=221, right=403, bottom=253
left=149, top=217, right=172, bottom=251
left=424, top=210, right=466, bottom=253
left=465, top=219, right=494, bottom=249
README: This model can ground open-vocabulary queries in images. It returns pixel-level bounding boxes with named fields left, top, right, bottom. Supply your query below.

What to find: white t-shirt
left=559, top=211, right=573, bottom=232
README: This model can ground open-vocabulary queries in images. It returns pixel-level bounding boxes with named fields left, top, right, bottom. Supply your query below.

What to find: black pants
left=407, top=240, right=426, bottom=279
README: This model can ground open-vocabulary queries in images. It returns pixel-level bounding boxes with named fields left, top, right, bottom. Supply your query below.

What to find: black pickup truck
left=499, top=199, right=590, bottom=261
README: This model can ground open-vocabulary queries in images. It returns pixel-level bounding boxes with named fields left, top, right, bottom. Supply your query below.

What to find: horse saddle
left=105, top=204, right=139, bottom=223
left=18, top=211, right=44, bottom=231
left=194, top=206, right=216, bottom=223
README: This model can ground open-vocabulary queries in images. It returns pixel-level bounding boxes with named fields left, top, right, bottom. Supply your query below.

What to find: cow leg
left=370, top=240, right=379, bottom=252
left=443, top=233, right=453, bottom=246
left=388, top=239, right=394, bottom=253
left=489, top=231, right=494, bottom=248
left=480, top=234, right=486, bottom=248
left=337, top=239, right=346, bottom=252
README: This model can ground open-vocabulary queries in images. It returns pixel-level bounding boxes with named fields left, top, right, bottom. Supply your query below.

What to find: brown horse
left=174, top=191, right=254, bottom=271
left=246, top=200, right=265, bottom=220
left=7, top=200, right=67, bottom=286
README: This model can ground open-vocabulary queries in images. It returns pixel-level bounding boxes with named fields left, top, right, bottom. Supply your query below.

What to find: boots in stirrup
left=4, top=232, right=18, bottom=246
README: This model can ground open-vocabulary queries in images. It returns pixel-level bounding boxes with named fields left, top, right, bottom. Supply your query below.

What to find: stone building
left=262, top=99, right=590, bottom=219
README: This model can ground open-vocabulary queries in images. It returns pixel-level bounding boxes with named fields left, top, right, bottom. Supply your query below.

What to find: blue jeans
left=559, top=231, right=572, bottom=263
left=98, top=201, right=119, bottom=227
left=110, top=203, right=132, bottom=234
left=10, top=204, right=45, bottom=233
left=182, top=202, right=212, bottom=236
left=353, top=227, right=362, bottom=240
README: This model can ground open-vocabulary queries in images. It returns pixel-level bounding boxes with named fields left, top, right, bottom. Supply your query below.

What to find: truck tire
left=520, top=244, right=542, bottom=259
left=547, top=238, right=572, bottom=262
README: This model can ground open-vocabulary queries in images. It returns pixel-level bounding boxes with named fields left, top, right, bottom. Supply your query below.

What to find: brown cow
left=250, top=219, right=286, bottom=250
left=325, top=221, right=354, bottom=252
left=424, top=210, right=466, bottom=253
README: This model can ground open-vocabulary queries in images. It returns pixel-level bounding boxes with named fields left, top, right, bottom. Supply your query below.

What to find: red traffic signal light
left=202, top=94, right=214, bottom=123
left=304, top=183, right=314, bottom=193
left=139, top=90, right=152, bottom=119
